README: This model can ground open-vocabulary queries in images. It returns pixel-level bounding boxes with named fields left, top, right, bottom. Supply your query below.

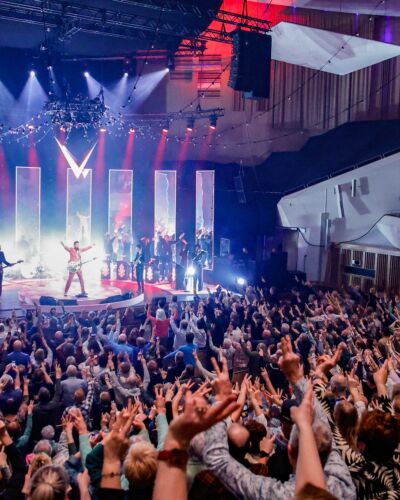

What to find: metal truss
left=124, top=106, right=225, bottom=123
left=0, top=0, right=271, bottom=47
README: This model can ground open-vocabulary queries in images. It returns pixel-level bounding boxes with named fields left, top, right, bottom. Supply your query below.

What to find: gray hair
left=289, top=419, right=332, bottom=466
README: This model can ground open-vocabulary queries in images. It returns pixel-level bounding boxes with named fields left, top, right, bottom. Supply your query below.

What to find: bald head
left=118, top=334, right=127, bottom=344
left=13, top=340, right=22, bottom=352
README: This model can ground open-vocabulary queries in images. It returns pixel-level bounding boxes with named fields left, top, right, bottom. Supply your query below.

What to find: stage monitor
left=195, top=170, right=215, bottom=270
left=15, top=166, right=41, bottom=255
left=108, top=170, right=133, bottom=250
left=66, top=168, right=92, bottom=245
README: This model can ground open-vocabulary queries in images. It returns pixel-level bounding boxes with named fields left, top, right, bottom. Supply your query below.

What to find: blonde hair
left=30, top=453, right=52, bottom=476
left=28, top=465, right=69, bottom=500
left=124, top=441, right=157, bottom=486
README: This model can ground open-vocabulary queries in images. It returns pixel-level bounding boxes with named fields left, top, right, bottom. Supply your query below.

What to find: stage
left=0, top=277, right=215, bottom=314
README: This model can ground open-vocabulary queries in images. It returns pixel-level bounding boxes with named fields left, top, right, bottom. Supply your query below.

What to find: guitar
left=67, top=257, right=97, bottom=273
left=0, top=259, right=24, bottom=273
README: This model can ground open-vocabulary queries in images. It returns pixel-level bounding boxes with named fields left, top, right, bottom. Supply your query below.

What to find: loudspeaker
left=229, top=30, right=272, bottom=99
left=39, top=296, right=57, bottom=306
left=233, top=175, right=247, bottom=204
left=100, top=294, right=123, bottom=304
left=58, top=299, right=78, bottom=306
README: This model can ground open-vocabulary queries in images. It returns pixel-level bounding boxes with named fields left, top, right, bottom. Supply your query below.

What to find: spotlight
left=99, top=127, right=106, bottom=133
left=129, top=128, right=135, bottom=134
left=166, top=55, right=175, bottom=72
left=84, top=71, right=90, bottom=77
left=209, top=115, right=217, bottom=130
left=30, top=70, right=36, bottom=77
left=236, top=277, right=246, bottom=286
left=28, top=124, right=35, bottom=132
left=187, top=266, right=195, bottom=277
left=124, top=72, right=129, bottom=77
left=186, top=117, right=195, bottom=132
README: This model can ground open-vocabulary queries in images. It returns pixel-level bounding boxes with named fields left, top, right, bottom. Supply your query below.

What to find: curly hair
left=358, top=410, right=400, bottom=464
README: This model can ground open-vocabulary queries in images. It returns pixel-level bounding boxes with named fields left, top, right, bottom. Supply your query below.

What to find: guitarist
left=61, top=240, right=93, bottom=298
left=0, top=245, right=22, bottom=297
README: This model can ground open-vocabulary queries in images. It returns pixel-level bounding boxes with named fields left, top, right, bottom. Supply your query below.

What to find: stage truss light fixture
left=30, top=69, right=36, bottom=77
left=162, top=121, right=170, bottom=133
left=236, top=277, right=246, bottom=286
left=209, top=115, right=217, bottom=129
left=84, top=71, right=90, bottom=77
left=166, top=55, right=175, bottom=72
left=129, top=127, right=135, bottom=134
left=186, top=117, right=195, bottom=132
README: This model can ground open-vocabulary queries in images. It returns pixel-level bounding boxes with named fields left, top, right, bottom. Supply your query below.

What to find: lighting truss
left=124, top=106, right=225, bottom=126
left=0, top=0, right=271, bottom=47
left=43, top=89, right=108, bottom=130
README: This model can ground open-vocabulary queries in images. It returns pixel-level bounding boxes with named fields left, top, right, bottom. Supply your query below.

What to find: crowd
left=0, top=281, right=399, bottom=499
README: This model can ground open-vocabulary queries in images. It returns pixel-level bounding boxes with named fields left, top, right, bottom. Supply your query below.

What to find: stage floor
left=0, top=278, right=214, bottom=314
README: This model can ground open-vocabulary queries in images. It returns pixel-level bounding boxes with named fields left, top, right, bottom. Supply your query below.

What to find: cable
left=282, top=213, right=397, bottom=248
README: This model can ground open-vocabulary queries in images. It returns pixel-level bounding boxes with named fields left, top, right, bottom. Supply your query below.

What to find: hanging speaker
left=229, top=30, right=272, bottom=99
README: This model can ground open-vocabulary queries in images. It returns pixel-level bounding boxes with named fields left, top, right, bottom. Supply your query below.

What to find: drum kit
left=10, top=257, right=49, bottom=280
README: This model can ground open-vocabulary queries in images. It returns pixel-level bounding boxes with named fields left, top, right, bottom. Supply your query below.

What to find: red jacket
left=147, top=310, right=171, bottom=339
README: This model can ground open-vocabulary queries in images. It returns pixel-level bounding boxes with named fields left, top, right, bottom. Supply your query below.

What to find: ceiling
left=0, top=0, right=224, bottom=57
left=253, top=0, right=400, bottom=17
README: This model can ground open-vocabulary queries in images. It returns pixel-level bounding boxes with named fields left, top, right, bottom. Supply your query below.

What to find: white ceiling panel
left=271, top=21, right=400, bottom=75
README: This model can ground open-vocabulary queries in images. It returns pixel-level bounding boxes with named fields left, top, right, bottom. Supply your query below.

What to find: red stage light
left=99, top=127, right=106, bottom=133
left=129, top=128, right=135, bottom=134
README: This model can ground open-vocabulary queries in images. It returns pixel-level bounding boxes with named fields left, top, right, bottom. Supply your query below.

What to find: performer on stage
left=133, top=244, right=145, bottom=294
left=192, top=244, right=205, bottom=293
left=61, top=240, right=93, bottom=298
left=0, top=246, right=17, bottom=297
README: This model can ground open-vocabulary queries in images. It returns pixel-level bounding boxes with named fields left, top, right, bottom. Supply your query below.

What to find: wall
left=277, top=151, right=400, bottom=281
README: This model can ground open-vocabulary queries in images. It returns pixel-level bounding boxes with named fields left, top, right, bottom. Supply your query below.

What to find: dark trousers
left=0, top=270, right=3, bottom=296
left=193, top=266, right=203, bottom=292
left=136, top=265, right=144, bottom=293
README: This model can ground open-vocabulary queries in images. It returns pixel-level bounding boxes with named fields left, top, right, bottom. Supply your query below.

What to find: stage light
left=28, top=124, right=35, bottom=132
left=236, top=277, right=246, bottom=286
left=124, top=72, right=129, bottom=77
left=84, top=71, right=90, bottom=77
left=166, top=55, right=175, bottom=72
left=209, top=115, right=218, bottom=129
left=186, top=117, right=195, bottom=132
left=129, top=127, right=135, bottom=134
left=99, top=127, right=106, bottom=133
left=187, top=266, right=195, bottom=277
left=162, top=121, right=170, bottom=133
left=30, top=70, right=36, bottom=77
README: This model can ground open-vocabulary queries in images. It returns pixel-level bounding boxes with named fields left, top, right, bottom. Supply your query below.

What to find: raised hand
left=211, top=357, right=232, bottom=400
left=166, top=391, right=239, bottom=449
left=278, top=336, right=303, bottom=385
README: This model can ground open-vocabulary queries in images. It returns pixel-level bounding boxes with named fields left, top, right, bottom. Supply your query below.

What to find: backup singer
left=61, top=240, right=93, bottom=298
left=192, top=244, right=205, bottom=293
left=133, top=244, right=145, bottom=294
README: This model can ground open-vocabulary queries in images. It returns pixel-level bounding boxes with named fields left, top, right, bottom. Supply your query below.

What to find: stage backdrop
left=154, top=170, right=176, bottom=240
left=196, top=170, right=215, bottom=270
left=15, top=166, right=41, bottom=254
left=66, top=168, right=92, bottom=245
left=108, top=169, right=133, bottom=235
